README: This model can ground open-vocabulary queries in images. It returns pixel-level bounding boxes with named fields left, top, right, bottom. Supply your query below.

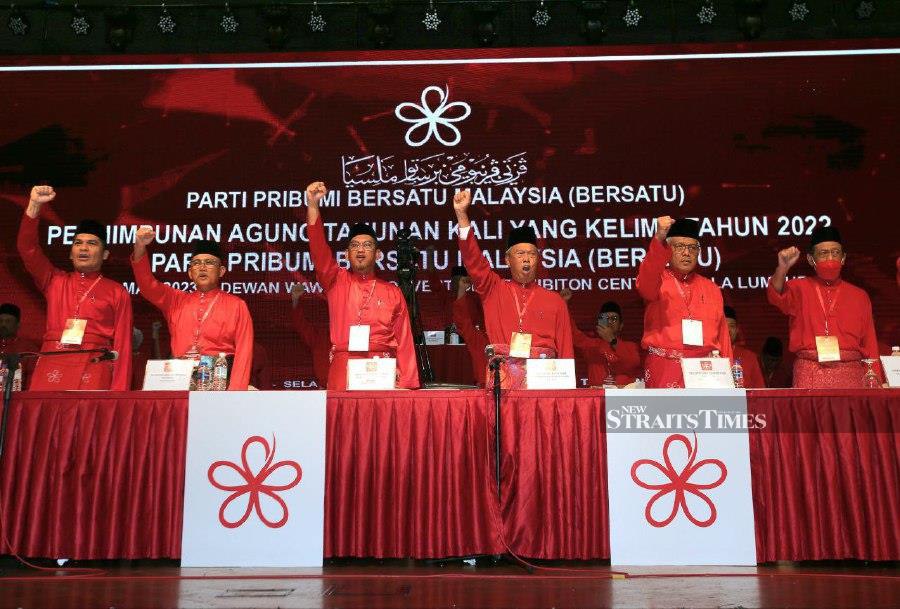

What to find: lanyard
left=73, top=275, right=103, bottom=319
left=508, top=281, right=536, bottom=332
left=353, top=279, right=378, bottom=323
left=814, top=284, right=840, bottom=336
left=193, top=292, right=221, bottom=345
left=669, top=271, right=695, bottom=319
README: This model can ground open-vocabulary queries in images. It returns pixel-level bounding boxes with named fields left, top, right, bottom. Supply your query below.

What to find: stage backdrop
left=1, top=41, right=898, bottom=388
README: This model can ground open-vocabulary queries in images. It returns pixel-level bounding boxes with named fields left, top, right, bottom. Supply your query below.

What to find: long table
left=1, top=389, right=897, bottom=562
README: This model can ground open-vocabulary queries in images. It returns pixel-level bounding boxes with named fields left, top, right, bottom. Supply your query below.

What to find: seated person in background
left=451, top=269, right=489, bottom=387
left=723, top=306, right=766, bottom=388
left=290, top=283, right=331, bottom=389
left=0, top=303, right=41, bottom=387
left=760, top=336, right=793, bottom=388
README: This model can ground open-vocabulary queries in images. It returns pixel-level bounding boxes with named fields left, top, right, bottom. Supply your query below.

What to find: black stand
left=396, top=229, right=435, bottom=386
left=489, top=354, right=504, bottom=501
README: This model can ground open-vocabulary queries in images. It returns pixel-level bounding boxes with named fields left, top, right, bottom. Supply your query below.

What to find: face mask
left=815, top=259, right=842, bottom=282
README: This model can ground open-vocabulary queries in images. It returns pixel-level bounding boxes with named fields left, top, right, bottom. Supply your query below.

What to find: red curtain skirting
left=749, top=389, right=900, bottom=562
left=0, top=389, right=897, bottom=561
left=324, top=390, right=501, bottom=558
left=0, top=392, right=187, bottom=559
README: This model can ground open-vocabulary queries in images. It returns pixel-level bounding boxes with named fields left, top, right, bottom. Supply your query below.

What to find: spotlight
left=105, top=7, right=134, bottom=51
left=473, top=3, right=498, bottom=47
left=368, top=1, right=396, bottom=48
left=580, top=1, right=608, bottom=44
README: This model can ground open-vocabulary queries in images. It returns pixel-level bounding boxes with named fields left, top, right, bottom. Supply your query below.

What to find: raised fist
left=29, top=185, right=56, bottom=206
left=778, top=246, right=801, bottom=270
left=136, top=226, right=156, bottom=246
left=655, top=216, right=675, bottom=241
left=453, top=189, right=471, bottom=213
left=306, top=181, right=327, bottom=207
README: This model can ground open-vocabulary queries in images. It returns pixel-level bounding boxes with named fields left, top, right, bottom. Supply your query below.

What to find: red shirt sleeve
left=110, top=285, right=133, bottom=391
left=767, top=277, right=798, bottom=316
left=458, top=230, right=500, bottom=297
left=228, top=299, right=254, bottom=390
left=307, top=217, right=341, bottom=290
left=393, top=296, right=421, bottom=389
left=17, top=213, right=58, bottom=292
left=131, top=253, right=180, bottom=314
left=637, top=238, right=670, bottom=302
left=291, top=303, right=321, bottom=350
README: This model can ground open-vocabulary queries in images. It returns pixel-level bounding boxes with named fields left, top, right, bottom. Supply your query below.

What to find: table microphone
left=90, top=350, right=119, bottom=363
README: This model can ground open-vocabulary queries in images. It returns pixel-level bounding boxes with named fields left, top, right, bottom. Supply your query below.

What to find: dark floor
left=0, top=557, right=897, bottom=609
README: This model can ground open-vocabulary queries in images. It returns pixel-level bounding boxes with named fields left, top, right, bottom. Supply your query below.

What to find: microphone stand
left=488, top=353, right=503, bottom=502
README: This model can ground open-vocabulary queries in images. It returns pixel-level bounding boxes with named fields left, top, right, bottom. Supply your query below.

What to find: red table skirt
left=0, top=389, right=897, bottom=562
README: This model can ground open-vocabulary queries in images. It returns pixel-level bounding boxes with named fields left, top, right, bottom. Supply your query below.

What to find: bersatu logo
left=395, top=84, right=471, bottom=147
left=630, top=432, right=727, bottom=528
left=207, top=435, right=302, bottom=529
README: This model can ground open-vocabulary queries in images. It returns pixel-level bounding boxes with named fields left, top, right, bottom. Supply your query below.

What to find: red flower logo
left=630, top=432, right=727, bottom=528
left=207, top=435, right=302, bottom=529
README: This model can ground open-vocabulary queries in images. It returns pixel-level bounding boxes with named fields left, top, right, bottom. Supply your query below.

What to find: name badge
left=348, top=324, right=371, bottom=352
left=681, top=318, right=704, bottom=347
left=815, top=335, right=840, bottom=362
left=509, top=332, right=533, bottom=359
left=60, top=318, right=87, bottom=346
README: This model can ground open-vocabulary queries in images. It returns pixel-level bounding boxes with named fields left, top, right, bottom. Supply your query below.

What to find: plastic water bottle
left=0, top=360, right=7, bottom=393
left=710, top=350, right=721, bottom=358
left=12, top=363, right=22, bottom=392
left=212, top=353, right=229, bottom=391
left=891, top=345, right=900, bottom=357
left=731, top=359, right=745, bottom=388
left=196, top=359, right=212, bottom=391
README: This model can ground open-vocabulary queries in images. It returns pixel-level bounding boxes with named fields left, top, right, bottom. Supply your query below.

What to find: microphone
left=90, top=349, right=119, bottom=363
left=484, top=345, right=495, bottom=359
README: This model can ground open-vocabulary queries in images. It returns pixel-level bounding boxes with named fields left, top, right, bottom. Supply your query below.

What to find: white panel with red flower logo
left=181, top=391, right=327, bottom=567
left=605, top=389, right=756, bottom=566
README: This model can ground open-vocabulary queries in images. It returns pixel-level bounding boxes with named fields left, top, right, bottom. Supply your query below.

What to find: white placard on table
left=346, top=357, right=396, bottom=390
left=142, top=359, right=195, bottom=390
left=879, top=356, right=900, bottom=387
left=681, top=357, right=735, bottom=389
left=424, top=330, right=446, bottom=346
left=605, top=389, right=757, bottom=566
left=525, top=358, right=576, bottom=390
left=181, top=391, right=327, bottom=567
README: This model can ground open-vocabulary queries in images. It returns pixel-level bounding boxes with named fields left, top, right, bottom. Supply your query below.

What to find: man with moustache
left=767, top=226, right=880, bottom=388
left=131, top=227, right=254, bottom=390
left=17, top=185, right=132, bottom=390
left=452, top=189, right=573, bottom=389
left=305, top=181, right=419, bottom=390
left=637, top=216, right=731, bottom=388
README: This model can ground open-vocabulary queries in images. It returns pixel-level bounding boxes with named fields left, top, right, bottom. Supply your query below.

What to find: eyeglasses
left=598, top=315, right=620, bottom=323
left=813, top=248, right=843, bottom=259
left=190, top=258, right=220, bottom=268
left=671, top=243, right=701, bottom=254
left=349, top=241, right=376, bottom=251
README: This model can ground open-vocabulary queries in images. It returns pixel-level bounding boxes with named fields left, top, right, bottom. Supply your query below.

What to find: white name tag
left=346, top=357, right=396, bottom=390
left=879, top=356, right=900, bottom=388
left=60, top=318, right=87, bottom=345
left=681, top=357, right=735, bottom=388
left=681, top=318, right=704, bottom=347
left=525, top=359, right=576, bottom=390
left=348, top=324, right=370, bottom=352
left=142, top=359, right=195, bottom=390
left=509, top=332, right=533, bottom=359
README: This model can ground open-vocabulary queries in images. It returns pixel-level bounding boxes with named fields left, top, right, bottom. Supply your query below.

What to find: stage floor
left=0, top=558, right=897, bottom=609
